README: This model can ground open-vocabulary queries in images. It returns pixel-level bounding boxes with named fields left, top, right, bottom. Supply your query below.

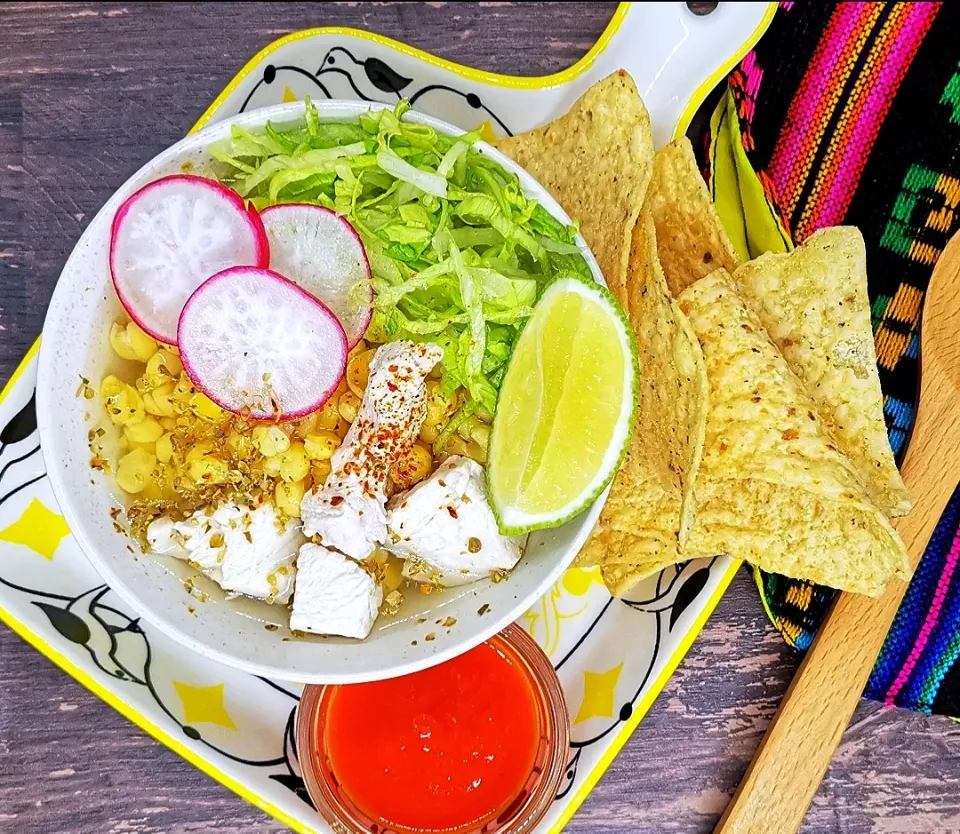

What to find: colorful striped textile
left=701, top=1, right=960, bottom=715
left=870, top=487, right=960, bottom=712
left=767, top=2, right=939, bottom=240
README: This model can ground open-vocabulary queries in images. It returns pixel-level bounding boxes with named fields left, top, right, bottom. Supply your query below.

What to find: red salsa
left=324, top=639, right=541, bottom=833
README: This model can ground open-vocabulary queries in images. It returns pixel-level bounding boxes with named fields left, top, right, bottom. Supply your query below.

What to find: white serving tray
left=0, top=4, right=774, bottom=830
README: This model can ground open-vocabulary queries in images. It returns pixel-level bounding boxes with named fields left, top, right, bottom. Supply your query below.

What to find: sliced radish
left=110, top=175, right=269, bottom=343
left=178, top=267, right=347, bottom=420
left=260, top=204, right=372, bottom=348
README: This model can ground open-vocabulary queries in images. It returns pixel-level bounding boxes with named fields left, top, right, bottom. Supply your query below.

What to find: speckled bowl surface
left=36, top=100, right=608, bottom=683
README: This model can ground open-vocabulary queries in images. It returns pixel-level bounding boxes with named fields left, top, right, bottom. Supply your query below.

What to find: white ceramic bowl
left=36, top=100, right=608, bottom=683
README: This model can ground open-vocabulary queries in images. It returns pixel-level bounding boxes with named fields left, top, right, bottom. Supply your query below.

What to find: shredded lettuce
left=377, top=148, right=448, bottom=198
left=212, top=96, right=591, bottom=428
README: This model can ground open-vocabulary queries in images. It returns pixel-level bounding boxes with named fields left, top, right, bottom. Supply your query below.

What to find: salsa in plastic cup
left=297, top=623, right=570, bottom=834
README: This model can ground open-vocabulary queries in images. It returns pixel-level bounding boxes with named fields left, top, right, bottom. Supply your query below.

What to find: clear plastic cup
left=296, top=623, right=570, bottom=834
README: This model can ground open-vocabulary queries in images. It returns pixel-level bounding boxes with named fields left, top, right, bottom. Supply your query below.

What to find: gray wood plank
left=1, top=4, right=955, bottom=833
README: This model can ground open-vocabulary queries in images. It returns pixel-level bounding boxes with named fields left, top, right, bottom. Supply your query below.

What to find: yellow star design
left=575, top=663, right=624, bottom=725
left=282, top=85, right=298, bottom=103
left=0, top=498, right=70, bottom=561
left=172, top=681, right=237, bottom=731
left=561, top=566, right=604, bottom=597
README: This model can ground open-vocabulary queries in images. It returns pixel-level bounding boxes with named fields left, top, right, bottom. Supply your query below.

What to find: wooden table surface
left=1, top=4, right=958, bottom=833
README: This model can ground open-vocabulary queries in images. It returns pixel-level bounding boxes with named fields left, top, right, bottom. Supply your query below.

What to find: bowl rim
left=35, top=99, right=610, bottom=683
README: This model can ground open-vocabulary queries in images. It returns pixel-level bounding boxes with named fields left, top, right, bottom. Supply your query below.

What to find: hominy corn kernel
left=102, top=377, right=145, bottom=426
left=140, top=481, right=165, bottom=502
left=154, top=462, right=176, bottom=491
left=146, top=381, right=177, bottom=417
left=163, top=348, right=182, bottom=374
left=124, top=417, right=164, bottom=444
left=173, top=373, right=195, bottom=401
left=188, top=455, right=231, bottom=485
left=279, top=441, right=310, bottom=483
left=304, top=430, right=340, bottom=461
left=338, top=391, right=360, bottom=424
left=115, top=448, right=157, bottom=494
left=382, top=553, right=404, bottom=593
left=419, top=423, right=439, bottom=445
left=155, top=432, right=174, bottom=463
left=392, top=442, right=433, bottom=490
left=184, top=441, right=215, bottom=465
left=127, top=322, right=159, bottom=361
left=109, top=321, right=158, bottom=363
left=317, top=406, right=350, bottom=440
left=294, top=411, right=320, bottom=440
left=109, top=322, right=138, bottom=361
left=424, top=380, right=458, bottom=427
left=314, top=396, right=340, bottom=428
left=119, top=436, right=155, bottom=455
left=310, top=459, right=332, bottom=485
left=145, top=349, right=183, bottom=388
left=347, top=349, right=374, bottom=397
left=371, top=549, right=405, bottom=593
left=251, top=425, right=290, bottom=457
left=99, top=375, right=125, bottom=403
left=190, top=392, right=223, bottom=420
left=275, top=480, right=306, bottom=518
left=226, top=431, right=255, bottom=459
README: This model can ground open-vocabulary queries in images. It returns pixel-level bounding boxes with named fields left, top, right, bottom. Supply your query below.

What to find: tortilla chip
left=578, top=211, right=708, bottom=596
left=678, top=270, right=909, bottom=597
left=645, top=137, right=740, bottom=297
left=732, top=227, right=912, bottom=517
left=494, top=70, right=654, bottom=305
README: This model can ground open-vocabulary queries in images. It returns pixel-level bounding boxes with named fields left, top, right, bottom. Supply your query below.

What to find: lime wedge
left=488, top=277, right=637, bottom=534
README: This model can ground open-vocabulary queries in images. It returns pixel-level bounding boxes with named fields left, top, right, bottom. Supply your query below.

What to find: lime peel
left=488, top=277, right=638, bottom=535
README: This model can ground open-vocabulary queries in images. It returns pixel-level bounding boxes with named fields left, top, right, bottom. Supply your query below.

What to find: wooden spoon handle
left=712, top=579, right=916, bottom=833
left=714, top=234, right=960, bottom=834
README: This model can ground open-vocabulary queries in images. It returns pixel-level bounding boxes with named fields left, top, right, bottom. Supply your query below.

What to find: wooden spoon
left=714, top=231, right=960, bottom=834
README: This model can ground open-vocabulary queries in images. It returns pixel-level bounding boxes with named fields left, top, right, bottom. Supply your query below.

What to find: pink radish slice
left=110, top=175, right=269, bottom=343
left=259, top=204, right=372, bottom=348
left=178, top=267, right=347, bottom=420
